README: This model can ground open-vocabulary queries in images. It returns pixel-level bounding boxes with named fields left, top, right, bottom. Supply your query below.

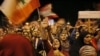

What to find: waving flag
left=1, top=0, right=40, bottom=25
left=40, top=3, right=58, bottom=19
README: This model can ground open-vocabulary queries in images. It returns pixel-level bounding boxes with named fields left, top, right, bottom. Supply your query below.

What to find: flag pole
left=88, top=18, right=91, bottom=33
left=37, top=8, right=41, bottom=22
left=37, top=8, right=47, bottom=56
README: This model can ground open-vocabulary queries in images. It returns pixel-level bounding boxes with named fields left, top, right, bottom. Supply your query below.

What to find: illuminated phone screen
left=48, top=19, right=54, bottom=25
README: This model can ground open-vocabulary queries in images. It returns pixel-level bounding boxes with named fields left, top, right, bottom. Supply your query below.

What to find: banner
left=78, top=11, right=100, bottom=19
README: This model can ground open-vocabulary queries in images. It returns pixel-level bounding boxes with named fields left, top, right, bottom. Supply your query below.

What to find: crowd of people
left=0, top=1, right=100, bottom=56
left=0, top=16, right=100, bottom=56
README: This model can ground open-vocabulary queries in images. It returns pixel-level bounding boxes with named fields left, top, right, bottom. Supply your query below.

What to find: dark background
left=32, top=0, right=99, bottom=26
left=0, top=0, right=100, bottom=27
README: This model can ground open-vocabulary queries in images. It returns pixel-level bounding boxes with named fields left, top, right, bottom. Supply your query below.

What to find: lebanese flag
left=0, top=0, right=40, bottom=25
left=40, top=3, right=58, bottom=19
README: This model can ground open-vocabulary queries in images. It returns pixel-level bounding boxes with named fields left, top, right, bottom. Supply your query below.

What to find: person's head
left=96, top=29, right=100, bottom=37
left=41, top=17, right=49, bottom=28
left=77, top=31, right=92, bottom=45
left=56, top=18, right=66, bottom=27
left=79, top=45, right=97, bottom=56
left=30, top=21, right=40, bottom=28
left=59, top=31, right=68, bottom=41
left=80, top=25, right=88, bottom=32
left=31, top=28, right=40, bottom=38
left=52, top=38, right=61, bottom=50
left=83, top=33, right=93, bottom=44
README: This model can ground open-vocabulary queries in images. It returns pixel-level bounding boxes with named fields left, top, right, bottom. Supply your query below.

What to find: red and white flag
left=40, top=3, right=58, bottom=19
left=0, top=0, right=40, bottom=25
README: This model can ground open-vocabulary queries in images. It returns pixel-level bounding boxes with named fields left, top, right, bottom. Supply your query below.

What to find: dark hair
left=0, top=0, right=3, bottom=5
left=76, top=31, right=93, bottom=45
left=52, top=38, right=62, bottom=51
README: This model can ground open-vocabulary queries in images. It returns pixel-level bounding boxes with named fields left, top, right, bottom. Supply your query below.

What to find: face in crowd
left=83, top=34, right=92, bottom=44
left=32, top=28, right=40, bottom=38
left=52, top=38, right=60, bottom=49
left=60, top=32, right=68, bottom=41
left=52, top=18, right=66, bottom=34
left=56, top=18, right=66, bottom=27
left=41, top=17, right=49, bottom=28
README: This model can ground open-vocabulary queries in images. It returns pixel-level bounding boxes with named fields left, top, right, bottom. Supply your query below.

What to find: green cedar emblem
left=18, top=0, right=25, bottom=4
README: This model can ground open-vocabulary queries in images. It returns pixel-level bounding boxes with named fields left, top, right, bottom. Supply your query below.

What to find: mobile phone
left=48, top=19, right=54, bottom=25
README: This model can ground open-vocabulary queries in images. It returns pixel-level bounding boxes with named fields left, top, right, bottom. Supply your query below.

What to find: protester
left=79, top=45, right=97, bottom=56
left=0, top=33, right=34, bottom=56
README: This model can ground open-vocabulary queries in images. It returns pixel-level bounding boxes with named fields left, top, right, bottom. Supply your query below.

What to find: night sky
left=34, top=0, right=97, bottom=26
left=0, top=0, right=100, bottom=26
